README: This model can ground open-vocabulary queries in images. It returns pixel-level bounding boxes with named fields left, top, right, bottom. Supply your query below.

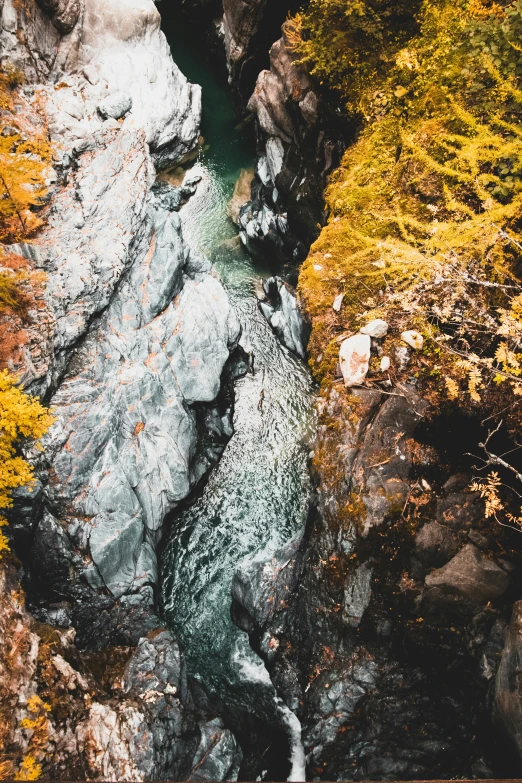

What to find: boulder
left=189, top=718, right=242, bottom=782
left=231, top=536, right=303, bottom=632
left=424, top=543, right=510, bottom=606
left=339, top=334, right=371, bottom=387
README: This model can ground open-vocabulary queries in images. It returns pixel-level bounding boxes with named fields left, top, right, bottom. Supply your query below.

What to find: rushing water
left=160, top=12, right=315, bottom=778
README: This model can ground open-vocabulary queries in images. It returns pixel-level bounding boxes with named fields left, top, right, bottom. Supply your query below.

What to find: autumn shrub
left=0, top=371, right=52, bottom=557
left=0, top=65, right=51, bottom=243
left=297, top=0, right=522, bottom=382
left=286, top=0, right=421, bottom=115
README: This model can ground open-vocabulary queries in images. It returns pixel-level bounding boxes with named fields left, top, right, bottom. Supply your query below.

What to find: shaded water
left=160, top=12, right=315, bottom=776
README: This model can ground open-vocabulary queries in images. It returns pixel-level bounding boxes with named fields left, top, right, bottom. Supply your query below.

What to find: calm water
left=160, top=12, right=314, bottom=778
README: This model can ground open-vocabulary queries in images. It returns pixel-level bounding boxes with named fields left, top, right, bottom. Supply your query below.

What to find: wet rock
left=222, top=0, right=290, bottom=100
left=227, top=167, right=255, bottom=224
left=241, top=30, right=344, bottom=262
left=189, top=718, right=242, bottom=781
left=339, top=334, right=371, bottom=387
left=424, top=543, right=510, bottom=607
left=232, top=536, right=304, bottom=633
left=304, top=658, right=378, bottom=754
left=152, top=179, right=198, bottom=212
left=360, top=318, right=388, bottom=338
left=258, top=276, right=311, bottom=359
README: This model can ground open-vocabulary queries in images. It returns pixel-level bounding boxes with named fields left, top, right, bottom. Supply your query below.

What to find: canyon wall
left=1, top=0, right=242, bottom=778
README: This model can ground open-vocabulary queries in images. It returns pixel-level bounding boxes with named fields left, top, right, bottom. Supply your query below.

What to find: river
left=159, top=11, right=315, bottom=779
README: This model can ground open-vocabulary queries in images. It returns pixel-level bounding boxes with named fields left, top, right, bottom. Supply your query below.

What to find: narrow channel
left=159, top=9, right=315, bottom=780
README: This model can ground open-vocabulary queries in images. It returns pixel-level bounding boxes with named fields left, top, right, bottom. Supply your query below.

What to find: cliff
left=0, top=0, right=242, bottom=778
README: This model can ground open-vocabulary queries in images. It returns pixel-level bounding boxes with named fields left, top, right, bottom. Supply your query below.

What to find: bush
left=0, top=370, right=52, bottom=557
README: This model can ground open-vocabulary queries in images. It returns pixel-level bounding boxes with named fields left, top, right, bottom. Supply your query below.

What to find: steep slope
left=0, top=0, right=243, bottom=778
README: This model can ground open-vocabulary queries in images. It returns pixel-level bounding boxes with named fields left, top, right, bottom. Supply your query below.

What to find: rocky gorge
left=4, top=0, right=522, bottom=781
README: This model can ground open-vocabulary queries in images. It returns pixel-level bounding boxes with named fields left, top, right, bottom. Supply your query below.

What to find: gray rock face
left=222, top=0, right=291, bottom=101
left=258, top=276, right=310, bottom=359
left=1, top=0, right=201, bottom=161
left=36, top=0, right=82, bottom=33
left=39, top=184, right=240, bottom=606
left=240, top=31, right=343, bottom=263
left=189, top=718, right=242, bottom=782
left=1, top=2, right=243, bottom=779
left=232, top=535, right=304, bottom=634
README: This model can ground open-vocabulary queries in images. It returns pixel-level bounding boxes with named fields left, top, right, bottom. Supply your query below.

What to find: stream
left=159, top=11, right=315, bottom=779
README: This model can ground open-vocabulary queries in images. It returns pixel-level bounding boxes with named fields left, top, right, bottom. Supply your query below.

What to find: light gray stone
left=339, top=334, right=371, bottom=387
left=360, top=318, right=388, bottom=338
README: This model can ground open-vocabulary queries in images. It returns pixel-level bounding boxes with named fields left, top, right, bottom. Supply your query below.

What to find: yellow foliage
left=0, top=65, right=51, bottom=243
left=298, top=0, right=522, bottom=404
left=0, top=371, right=52, bottom=558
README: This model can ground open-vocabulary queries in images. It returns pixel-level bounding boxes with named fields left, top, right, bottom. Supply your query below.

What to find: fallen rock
left=424, top=543, right=509, bottom=606
left=339, top=334, right=371, bottom=387
left=333, top=293, right=344, bottom=312
left=380, top=355, right=391, bottom=372
left=401, top=330, right=424, bottom=350
left=360, top=318, right=388, bottom=338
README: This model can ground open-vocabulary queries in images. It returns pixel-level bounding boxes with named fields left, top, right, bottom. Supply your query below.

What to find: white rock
left=332, top=293, right=344, bottom=312
left=401, top=330, right=424, bottom=350
left=339, top=334, right=371, bottom=388
left=360, top=318, right=388, bottom=338
left=380, top=356, right=391, bottom=372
